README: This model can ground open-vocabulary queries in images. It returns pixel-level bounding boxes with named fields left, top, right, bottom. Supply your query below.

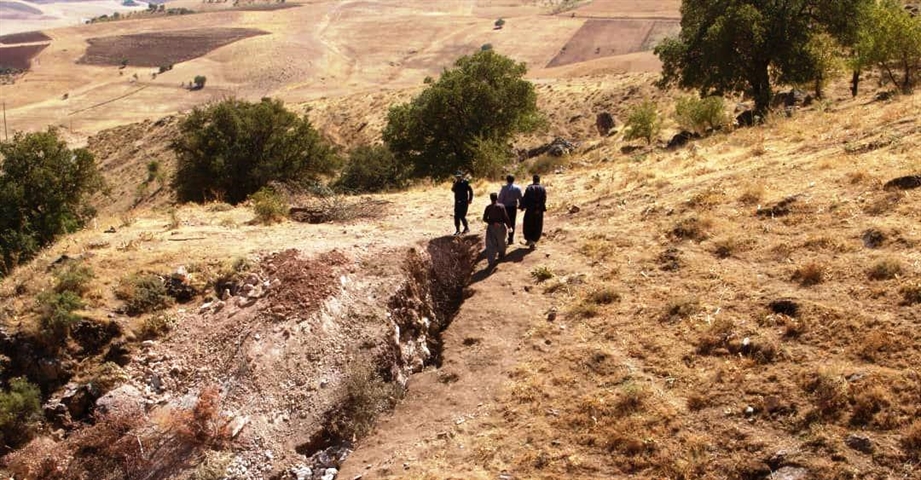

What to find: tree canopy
left=655, top=0, right=872, bottom=114
left=0, top=129, right=103, bottom=275
left=171, top=97, right=339, bottom=204
left=382, top=50, right=542, bottom=179
left=855, top=0, right=921, bottom=93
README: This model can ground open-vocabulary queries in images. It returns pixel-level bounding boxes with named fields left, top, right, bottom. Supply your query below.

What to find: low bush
left=662, top=295, right=700, bottom=322
left=792, top=262, right=824, bottom=286
left=115, top=273, right=171, bottom=316
left=335, top=145, right=408, bottom=193
left=37, top=290, right=84, bottom=344
left=250, top=187, right=288, bottom=224
left=529, top=154, right=568, bottom=175
left=326, top=362, right=402, bottom=441
left=53, top=262, right=94, bottom=296
left=867, top=259, right=902, bottom=280
left=586, top=287, right=620, bottom=305
left=624, top=100, right=661, bottom=145
left=138, top=314, right=176, bottom=340
left=530, top=266, right=555, bottom=283
left=0, top=377, right=43, bottom=453
left=674, top=96, right=727, bottom=134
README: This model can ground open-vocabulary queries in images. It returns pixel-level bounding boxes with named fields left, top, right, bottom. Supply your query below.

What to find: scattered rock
left=883, top=175, right=921, bottom=190
left=95, top=384, right=144, bottom=415
left=667, top=130, right=700, bottom=150
left=845, top=433, right=873, bottom=453
left=546, top=307, right=557, bottom=322
left=568, top=205, right=580, bottom=214
left=770, top=466, right=809, bottom=480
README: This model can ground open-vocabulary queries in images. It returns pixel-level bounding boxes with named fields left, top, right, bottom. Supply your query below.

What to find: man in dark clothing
left=520, top=174, right=547, bottom=248
left=497, top=174, right=523, bottom=244
left=483, top=192, right=512, bottom=267
left=451, top=171, right=474, bottom=235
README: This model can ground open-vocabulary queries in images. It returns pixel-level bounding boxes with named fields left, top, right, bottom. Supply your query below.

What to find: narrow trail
left=339, top=236, right=557, bottom=478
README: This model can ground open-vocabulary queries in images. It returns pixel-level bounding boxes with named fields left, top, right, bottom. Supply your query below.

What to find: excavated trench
left=293, top=236, right=480, bottom=477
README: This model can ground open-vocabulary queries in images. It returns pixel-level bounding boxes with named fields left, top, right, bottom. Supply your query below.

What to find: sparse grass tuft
left=568, top=301, right=599, bottom=319
left=662, top=295, right=700, bottom=322
left=529, top=154, right=569, bottom=175
left=53, top=263, right=95, bottom=296
left=138, top=314, right=176, bottom=340
left=867, top=259, right=902, bottom=280
left=802, top=368, right=849, bottom=417
left=327, top=361, right=403, bottom=441
left=614, top=382, right=648, bottom=415
left=530, top=266, right=555, bottom=283
left=900, top=285, right=921, bottom=305
left=903, top=421, right=921, bottom=460
left=792, top=262, right=824, bottom=287
left=737, top=182, right=765, bottom=205
left=586, top=287, right=620, bottom=305
left=670, top=216, right=711, bottom=242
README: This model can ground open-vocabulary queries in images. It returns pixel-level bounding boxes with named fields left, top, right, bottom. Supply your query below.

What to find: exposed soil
left=0, top=43, right=48, bottom=69
left=0, top=30, right=50, bottom=45
left=78, top=28, right=268, bottom=67
left=546, top=18, right=679, bottom=68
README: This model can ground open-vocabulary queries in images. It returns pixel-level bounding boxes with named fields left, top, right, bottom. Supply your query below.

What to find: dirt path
left=339, top=237, right=556, bottom=479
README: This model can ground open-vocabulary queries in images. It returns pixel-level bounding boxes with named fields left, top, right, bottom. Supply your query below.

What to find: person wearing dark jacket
left=520, top=174, right=547, bottom=248
left=497, top=174, right=523, bottom=244
left=451, top=171, right=474, bottom=235
left=483, top=192, right=512, bottom=267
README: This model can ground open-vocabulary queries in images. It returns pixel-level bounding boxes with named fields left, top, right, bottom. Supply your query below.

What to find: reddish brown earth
left=0, top=43, right=48, bottom=69
left=0, top=30, right=51, bottom=45
left=546, top=18, right=679, bottom=68
left=78, top=28, right=268, bottom=67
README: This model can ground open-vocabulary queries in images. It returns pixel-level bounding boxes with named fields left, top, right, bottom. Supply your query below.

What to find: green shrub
left=138, top=315, right=176, bottom=340
left=529, top=154, right=568, bottom=175
left=469, top=136, right=513, bottom=179
left=867, top=259, right=902, bottom=280
left=0, top=128, right=104, bottom=276
left=335, top=145, right=408, bottom=193
left=624, top=100, right=661, bottom=144
left=250, top=187, right=288, bottom=224
left=530, top=266, right=555, bottom=283
left=674, top=96, right=728, bottom=134
left=192, top=75, right=207, bottom=90
left=37, top=290, right=84, bottom=344
left=171, top=97, right=340, bottom=204
left=856, top=0, right=921, bottom=94
left=53, top=263, right=94, bottom=296
left=115, top=274, right=171, bottom=316
left=0, top=377, right=43, bottom=452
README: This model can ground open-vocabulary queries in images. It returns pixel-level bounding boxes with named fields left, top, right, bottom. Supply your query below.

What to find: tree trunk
left=751, top=65, right=772, bottom=118
left=850, top=70, right=860, bottom=98
left=814, top=76, right=823, bottom=100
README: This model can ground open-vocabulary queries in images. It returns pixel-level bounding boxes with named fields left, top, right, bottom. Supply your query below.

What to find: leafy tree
left=495, top=18, right=506, bottom=28
left=171, top=97, right=339, bottom=204
left=193, top=75, right=207, bottom=90
left=655, top=0, right=872, bottom=115
left=855, top=0, right=921, bottom=93
left=383, top=50, right=542, bottom=179
left=0, top=377, right=43, bottom=452
left=335, top=145, right=408, bottom=193
left=0, top=129, right=103, bottom=276
left=624, top=100, right=661, bottom=145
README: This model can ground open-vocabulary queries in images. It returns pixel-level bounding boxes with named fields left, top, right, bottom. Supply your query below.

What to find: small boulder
left=770, top=467, right=808, bottom=480
left=845, top=433, right=873, bottom=453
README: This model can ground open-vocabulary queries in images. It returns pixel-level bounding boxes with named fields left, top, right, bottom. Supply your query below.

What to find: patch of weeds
left=662, top=295, right=700, bottom=322
left=792, top=262, right=824, bottom=287
left=530, top=266, right=555, bottom=283
left=686, top=187, right=725, bottom=209
left=579, top=235, right=614, bottom=263
left=711, top=238, right=738, bottom=259
left=53, top=263, right=95, bottom=296
left=80, top=362, right=129, bottom=393
left=780, top=315, right=807, bottom=338
left=250, top=187, right=289, bottom=225
left=190, top=450, right=234, bottom=480
left=696, top=317, right=734, bottom=355
left=902, top=421, right=921, bottom=460
left=849, top=383, right=890, bottom=427
left=586, top=287, right=620, bottom=305
left=138, top=314, right=177, bottom=340
left=867, top=259, right=902, bottom=280
left=206, top=202, right=233, bottom=212
left=37, top=291, right=84, bottom=345
left=737, top=182, right=765, bottom=205
left=614, top=382, right=647, bottom=416
left=658, top=247, right=682, bottom=270
left=115, top=273, right=172, bottom=316
left=900, top=285, right=921, bottom=305
left=0, top=377, right=43, bottom=450
left=530, top=154, right=569, bottom=175
left=568, top=301, right=599, bottom=319
left=669, top=216, right=711, bottom=242
left=166, top=208, right=181, bottom=230
left=801, top=368, right=849, bottom=417
left=326, top=361, right=403, bottom=441
left=863, top=192, right=902, bottom=216
left=861, top=228, right=886, bottom=248
left=218, top=218, right=238, bottom=228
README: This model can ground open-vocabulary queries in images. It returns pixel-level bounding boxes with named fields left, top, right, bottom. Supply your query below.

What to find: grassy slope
left=2, top=74, right=920, bottom=479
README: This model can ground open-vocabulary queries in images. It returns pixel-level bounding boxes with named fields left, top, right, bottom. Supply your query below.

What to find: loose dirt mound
left=0, top=43, right=48, bottom=69
left=546, top=18, right=679, bottom=68
left=78, top=28, right=268, bottom=67
left=264, top=249, right=348, bottom=320
left=0, top=30, right=51, bottom=45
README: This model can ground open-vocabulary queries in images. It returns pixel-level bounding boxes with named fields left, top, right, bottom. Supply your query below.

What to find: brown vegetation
left=78, top=28, right=267, bottom=67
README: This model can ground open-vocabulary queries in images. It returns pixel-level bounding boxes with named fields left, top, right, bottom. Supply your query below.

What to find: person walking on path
left=497, top=174, right=523, bottom=245
left=483, top=192, right=512, bottom=267
left=452, top=171, right=474, bottom=235
left=520, top=174, right=547, bottom=248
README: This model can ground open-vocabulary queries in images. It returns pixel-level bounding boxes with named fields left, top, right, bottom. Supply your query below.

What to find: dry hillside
left=1, top=70, right=919, bottom=480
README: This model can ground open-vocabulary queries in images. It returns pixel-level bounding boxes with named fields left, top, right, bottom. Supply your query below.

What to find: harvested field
left=547, top=17, right=679, bottom=68
left=570, top=0, right=681, bottom=18
left=0, top=30, right=51, bottom=45
left=0, top=43, right=48, bottom=69
left=78, top=27, right=268, bottom=67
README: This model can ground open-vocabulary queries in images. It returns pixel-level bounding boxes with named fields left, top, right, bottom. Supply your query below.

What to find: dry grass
left=792, top=262, right=825, bottom=287
left=867, top=258, right=902, bottom=280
